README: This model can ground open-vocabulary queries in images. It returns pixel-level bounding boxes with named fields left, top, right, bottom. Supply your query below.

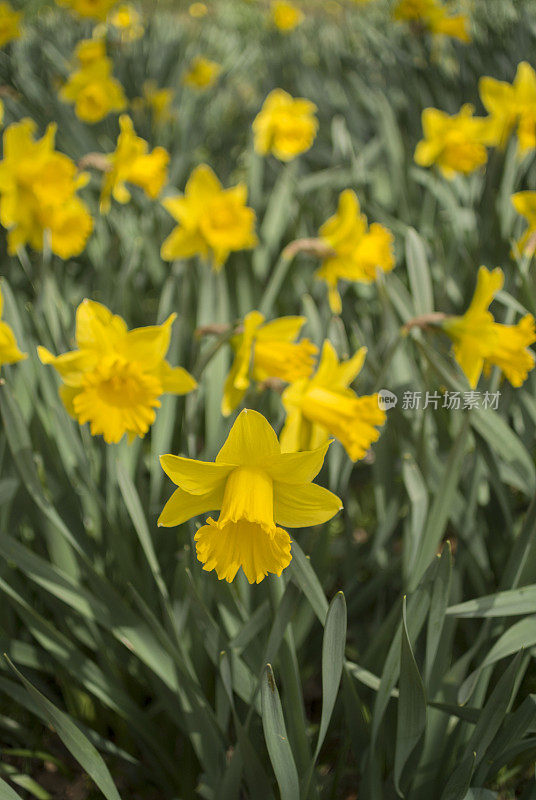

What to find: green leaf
left=459, top=626, right=530, bottom=706
left=394, top=597, right=427, bottom=796
left=315, top=592, right=347, bottom=758
left=261, top=664, right=300, bottom=800
left=6, top=658, right=122, bottom=800
left=426, top=544, right=452, bottom=684
left=288, top=540, right=328, bottom=624
left=448, top=585, right=536, bottom=618
left=405, top=227, right=433, bottom=316
left=0, top=777, right=24, bottom=800
left=440, top=752, right=476, bottom=800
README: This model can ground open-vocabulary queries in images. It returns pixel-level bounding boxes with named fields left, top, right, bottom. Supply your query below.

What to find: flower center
left=218, top=466, right=275, bottom=535
left=253, top=339, right=316, bottom=383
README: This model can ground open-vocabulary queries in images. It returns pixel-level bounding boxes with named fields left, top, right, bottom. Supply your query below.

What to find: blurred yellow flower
left=511, top=191, right=536, bottom=256
left=158, top=408, right=342, bottom=583
left=316, top=189, right=395, bottom=314
left=139, top=80, right=174, bottom=124
left=60, top=38, right=126, bottom=123
left=183, top=56, right=221, bottom=90
left=0, top=1, right=21, bottom=47
left=442, top=267, right=536, bottom=388
left=189, top=2, right=207, bottom=17
left=393, top=0, right=470, bottom=42
left=0, top=118, right=93, bottom=258
left=270, top=1, right=304, bottom=32
left=38, top=300, right=197, bottom=444
left=414, top=104, right=489, bottom=178
left=58, top=0, right=118, bottom=20
left=161, top=164, right=258, bottom=269
left=109, top=4, right=144, bottom=41
left=253, top=89, right=318, bottom=161
left=100, top=115, right=169, bottom=212
left=222, top=311, right=317, bottom=415
left=281, top=340, right=385, bottom=461
left=0, top=285, right=26, bottom=369
left=480, top=62, right=536, bottom=154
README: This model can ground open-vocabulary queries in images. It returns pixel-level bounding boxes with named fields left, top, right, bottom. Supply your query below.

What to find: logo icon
left=378, top=389, right=397, bottom=411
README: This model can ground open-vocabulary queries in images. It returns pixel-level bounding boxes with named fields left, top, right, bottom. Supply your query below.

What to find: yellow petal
left=512, top=191, right=536, bottom=225
left=264, top=441, right=330, bottom=483
left=157, top=362, right=197, bottom=394
left=255, top=315, right=305, bottom=342
left=215, top=408, right=280, bottom=466
left=120, top=314, right=176, bottom=368
left=159, top=454, right=232, bottom=494
left=75, top=299, right=127, bottom=352
left=157, top=485, right=224, bottom=527
left=274, top=482, right=342, bottom=528
left=37, top=346, right=95, bottom=385
left=467, top=267, right=503, bottom=317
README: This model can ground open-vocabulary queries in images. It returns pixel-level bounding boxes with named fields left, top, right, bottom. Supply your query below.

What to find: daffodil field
left=2, top=0, right=536, bottom=797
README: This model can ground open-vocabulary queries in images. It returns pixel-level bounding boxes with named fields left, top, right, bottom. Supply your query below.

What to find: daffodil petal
left=159, top=454, right=232, bottom=494
left=158, top=485, right=224, bottom=527
left=264, top=441, right=330, bottom=483
left=158, top=362, right=197, bottom=394
left=215, top=408, right=280, bottom=466
left=274, top=481, right=342, bottom=528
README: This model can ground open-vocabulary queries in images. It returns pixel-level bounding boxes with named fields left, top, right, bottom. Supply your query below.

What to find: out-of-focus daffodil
left=253, top=89, right=318, bottom=161
left=60, top=38, right=126, bottom=123
left=58, top=0, right=118, bottom=20
left=442, top=266, right=536, bottom=388
left=183, top=56, right=221, bottom=90
left=270, top=1, right=304, bottom=32
left=161, top=164, right=258, bottom=270
left=38, top=300, right=197, bottom=444
left=511, top=191, right=536, bottom=256
left=108, top=4, right=144, bottom=41
left=0, top=119, right=93, bottom=258
left=316, top=189, right=395, bottom=314
left=158, top=408, right=342, bottom=583
left=189, top=2, right=207, bottom=17
left=100, top=115, right=169, bottom=212
left=0, top=285, right=26, bottom=370
left=0, top=1, right=21, bottom=47
left=222, top=312, right=317, bottom=415
left=480, top=62, right=536, bottom=154
left=135, top=81, right=174, bottom=124
left=414, top=104, right=490, bottom=178
left=281, top=340, right=386, bottom=461
left=393, top=0, right=470, bottom=42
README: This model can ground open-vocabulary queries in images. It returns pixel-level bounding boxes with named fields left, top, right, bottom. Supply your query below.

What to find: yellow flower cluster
left=393, top=0, right=470, bottom=42
left=60, top=38, right=126, bottom=123
left=316, top=189, right=395, bottom=313
left=0, top=119, right=93, bottom=258
left=0, top=0, right=21, bottom=47
left=416, top=62, right=536, bottom=177
left=38, top=300, right=197, bottom=444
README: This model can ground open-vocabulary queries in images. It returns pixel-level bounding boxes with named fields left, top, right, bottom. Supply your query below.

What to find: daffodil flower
left=159, top=409, right=342, bottom=583
left=60, top=39, right=126, bottom=124
left=442, top=267, right=536, bottom=389
left=161, top=164, right=258, bottom=269
left=100, top=115, right=169, bottom=212
left=0, top=285, right=26, bottom=370
left=253, top=89, right=318, bottom=161
left=38, top=300, right=197, bottom=444
left=270, top=1, right=304, bottom=33
left=58, top=0, right=118, bottom=20
left=393, top=0, right=471, bottom=42
left=0, top=1, right=21, bottom=47
left=316, top=190, right=395, bottom=314
left=281, top=340, right=386, bottom=461
left=480, top=62, right=536, bottom=154
left=183, top=57, right=221, bottom=90
left=414, top=104, right=490, bottom=178
left=511, top=191, right=536, bottom=256
left=222, top=311, right=317, bottom=415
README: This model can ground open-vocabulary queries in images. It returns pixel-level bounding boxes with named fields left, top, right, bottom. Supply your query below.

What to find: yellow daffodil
left=158, top=408, right=342, bottom=583
left=253, top=89, right=318, bottom=161
left=109, top=4, right=144, bottom=42
left=316, top=189, right=395, bottom=314
left=222, top=312, right=317, bottom=415
left=60, top=39, right=126, bottom=123
left=281, top=340, right=385, bottom=461
left=511, top=191, right=536, bottom=256
left=189, top=2, right=207, bottom=17
left=183, top=57, right=221, bottom=90
left=0, top=285, right=26, bottom=370
left=57, top=0, right=118, bottom=20
left=0, top=1, right=21, bottom=47
left=38, top=300, right=197, bottom=444
left=270, top=1, right=304, bottom=32
left=161, top=164, right=258, bottom=269
left=100, top=115, right=169, bottom=212
left=442, top=266, right=536, bottom=388
left=0, top=119, right=93, bottom=258
left=137, top=80, right=174, bottom=124
left=480, top=62, right=536, bottom=154
left=414, top=104, right=490, bottom=178
left=393, top=0, right=470, bottom=42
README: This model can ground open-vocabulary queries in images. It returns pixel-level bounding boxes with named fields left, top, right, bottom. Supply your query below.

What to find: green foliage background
left=1, top=1, right=536, bottom=798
